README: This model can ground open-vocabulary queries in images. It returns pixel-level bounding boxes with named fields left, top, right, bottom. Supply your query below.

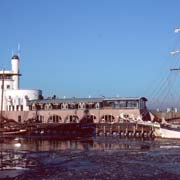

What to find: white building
left=0, top=55, right=42, bottom=111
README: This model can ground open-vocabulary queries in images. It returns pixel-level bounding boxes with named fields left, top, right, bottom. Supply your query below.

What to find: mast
left=170, top=68, right=180, bottom=71
left=170, top=28, right=180, bottom=71
left=168, top=28, right=180, bottom=118
left=0, top=69, right=4, bottom=128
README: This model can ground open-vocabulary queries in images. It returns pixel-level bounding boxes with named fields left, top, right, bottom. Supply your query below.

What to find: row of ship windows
left=18, top=114, right=125, bottom=123
left=8, top=105, right=23, bottom=111
left=30, top=102, right=144, bottom=111
left=30, top=103, right=100, bottom=110
left=18, top=114, right=136, bottom=123
left=1, top=85, right=11, bottom=89
left=7, top=102, right=146, bottom=111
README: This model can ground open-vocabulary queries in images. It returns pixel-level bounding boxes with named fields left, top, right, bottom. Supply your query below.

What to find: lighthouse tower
left=0, top=53, right=42, bottom=113
left=11, top=55, right=20, bottom=89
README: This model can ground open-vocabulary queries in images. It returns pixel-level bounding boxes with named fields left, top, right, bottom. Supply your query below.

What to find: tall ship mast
left=0, top=69, right=4, bottom=128
left=170, top=27, right=180, bottom=71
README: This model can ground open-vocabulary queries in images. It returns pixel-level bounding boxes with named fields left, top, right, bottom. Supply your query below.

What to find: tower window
left=7, top=85, right=10, bottom=89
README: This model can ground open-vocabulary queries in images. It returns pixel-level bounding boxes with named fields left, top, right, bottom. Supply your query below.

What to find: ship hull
left=27, top=123, right=95, bottom=137
left=160, top=127, right=180, bottom=139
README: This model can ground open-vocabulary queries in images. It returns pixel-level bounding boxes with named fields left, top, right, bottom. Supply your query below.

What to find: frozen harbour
left=0, top=137, right=180, bottom=180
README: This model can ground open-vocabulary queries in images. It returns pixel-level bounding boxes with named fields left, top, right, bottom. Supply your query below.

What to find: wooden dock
left=95, top=123, right=156, bottom=138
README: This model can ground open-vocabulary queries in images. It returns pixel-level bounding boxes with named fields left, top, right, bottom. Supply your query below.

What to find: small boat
left=0, top=115, right=27, bottom=136
left=0, top=128, right=27, bottom=136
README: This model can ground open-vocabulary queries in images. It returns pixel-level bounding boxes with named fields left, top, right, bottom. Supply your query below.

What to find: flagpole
left=0, top=69, right=4, bottom=128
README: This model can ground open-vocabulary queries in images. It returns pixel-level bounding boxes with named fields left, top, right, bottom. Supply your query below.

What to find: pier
left=95, top=123, right=155, bottom=138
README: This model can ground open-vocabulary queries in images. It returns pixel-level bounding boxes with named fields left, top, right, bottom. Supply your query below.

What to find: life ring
left=120, top=113, right=130, bottom=120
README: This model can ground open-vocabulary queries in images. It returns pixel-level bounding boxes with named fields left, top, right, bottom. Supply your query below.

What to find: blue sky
left=1, top=0, right=180, bottom=106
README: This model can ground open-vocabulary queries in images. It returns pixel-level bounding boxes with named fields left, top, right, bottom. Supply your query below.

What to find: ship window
left=95, top=103, right=100, bottom=109
left=127, top=101, right=138, bottom=108
left=48, top=104, right=53, bottom=110
left=48, top=115, right=61, bottom=123
left=119, top=101, right=127, bottom=108
left=40, top=116, right=44, bottom=123
left=18, top=115, right=21, bottom=123
left=7, top=85, right=10, bottom=89
left=53, top=115, right=56, bottom=122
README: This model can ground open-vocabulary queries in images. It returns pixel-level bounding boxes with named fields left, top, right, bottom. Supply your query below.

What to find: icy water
left=0, top=137, right=180, bottom=180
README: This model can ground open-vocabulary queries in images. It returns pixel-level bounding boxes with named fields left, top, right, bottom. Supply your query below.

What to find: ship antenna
left=18, top=43, right=21, bottom=57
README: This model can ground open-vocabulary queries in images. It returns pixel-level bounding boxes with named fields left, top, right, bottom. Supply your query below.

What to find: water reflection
left=0, top=137, right=152, bottom=152
left=0, top=137, right=146, bottom=173
left=0, top=137, right=180, bottom=179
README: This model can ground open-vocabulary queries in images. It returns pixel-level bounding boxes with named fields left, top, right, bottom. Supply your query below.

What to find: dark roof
left=28, top=97, right=148, bottom=105
left=29, top=98, right=104, bottom=105
left=11, top=55, right=19, bottom=60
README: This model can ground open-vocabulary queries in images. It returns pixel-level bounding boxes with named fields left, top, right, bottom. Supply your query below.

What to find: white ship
left=160, top=124, right=180, bottom=139
left=143, top=27, right=180, bottom=139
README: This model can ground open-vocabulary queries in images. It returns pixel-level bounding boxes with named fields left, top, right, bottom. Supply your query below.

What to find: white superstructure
left=11, top=55, right=20, bottom=89
left=0, top=55, right=42, bottom=111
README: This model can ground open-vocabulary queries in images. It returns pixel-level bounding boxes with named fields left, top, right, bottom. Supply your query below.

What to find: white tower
left=11, top=55, right=20, bottom=90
